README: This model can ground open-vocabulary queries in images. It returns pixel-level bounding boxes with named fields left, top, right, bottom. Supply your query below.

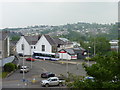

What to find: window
left=51, top=79, right=57, bottom=81
left=42, top=45, right=45, bottom=51
left=0, top=51, right=1, bottom=55
left=34, top=46, right=36, bottom=49
left=31, top=46, right=33, bottom=49
left=21, top=44, right=24, bottom=50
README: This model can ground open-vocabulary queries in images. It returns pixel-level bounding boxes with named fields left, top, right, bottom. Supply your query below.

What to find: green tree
left=81, top=37, right=111, bottom=55
left=4, top=63, right=15, bottom=72
left=11, top=36, right=20, bottom=41
left=68, top=51, right=120, bottom=88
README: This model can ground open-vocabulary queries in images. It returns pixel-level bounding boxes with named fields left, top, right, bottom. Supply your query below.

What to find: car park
left=41, top=72, right=55, bottom=78
left=26, top=58, right=35, bottom=61
left=40, top=77, right=65, bottom=87
left=20, top=66, right=29, bottom=73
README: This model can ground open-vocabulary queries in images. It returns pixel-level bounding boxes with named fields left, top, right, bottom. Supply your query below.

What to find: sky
left=0, top=0, right=118, bottom=29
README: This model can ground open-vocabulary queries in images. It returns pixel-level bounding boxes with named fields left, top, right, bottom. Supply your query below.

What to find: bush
left=4, top=63, right=15, bottom=72
left=2, top=72, right=9, bottom=78
left=14, top=64, right=18, bottom=69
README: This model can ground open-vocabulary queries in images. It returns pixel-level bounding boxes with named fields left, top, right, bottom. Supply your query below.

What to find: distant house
left=0, top=31, right=10, bottom=59
left=109, top=40, right=119, bottom=52
left=16, top=34, right=73, bottom=56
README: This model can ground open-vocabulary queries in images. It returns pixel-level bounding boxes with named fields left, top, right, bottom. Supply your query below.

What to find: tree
left=81, top=37, right=111, bottom=55
left=4, top=63, right=15, bottom=72
left=68, top=51, right=120, bottom=88
left=11, top=36, right=20, bottom=41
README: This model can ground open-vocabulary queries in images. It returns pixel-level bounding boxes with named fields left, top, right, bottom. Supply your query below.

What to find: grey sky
left=0, top=2, right=118, bottom=28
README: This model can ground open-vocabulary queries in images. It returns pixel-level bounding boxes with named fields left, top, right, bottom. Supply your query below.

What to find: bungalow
left=59, top=49, right=77, bottom=60
left=58, top=48, right=87, bottom=60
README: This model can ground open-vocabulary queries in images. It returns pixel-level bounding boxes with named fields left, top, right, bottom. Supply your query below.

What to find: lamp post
left=30, top=34, right=33, bottom=69
left=21, top=35, right=25, bottom=81
left=94, top=37, right=96, bottom=56
left=88, top=46, right=91, bottom=67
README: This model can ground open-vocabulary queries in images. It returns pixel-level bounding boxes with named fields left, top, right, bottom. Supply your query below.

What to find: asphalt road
left=2, top=58, right=86, bottom=88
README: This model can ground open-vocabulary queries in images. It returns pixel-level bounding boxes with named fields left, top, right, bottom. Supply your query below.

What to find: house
left=0, top=31, right=10, bottom=59
left=16, top=34, right=73, bottom=56
left=109, top=40, right=119, bottom=52
left=58, top=47, right=87, bottom=60
left=58, top=49, right=77, bottom=60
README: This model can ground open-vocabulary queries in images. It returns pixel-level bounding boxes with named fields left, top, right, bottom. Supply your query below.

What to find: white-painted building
left=58, top=49, right=77, bottom=60
left=16, top=34, right=74, bottom=56
left=109, top=40, right=119, bottom=52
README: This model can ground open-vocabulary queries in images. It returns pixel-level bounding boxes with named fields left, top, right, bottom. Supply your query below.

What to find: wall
left=59, top=53, right=71, bottom=60
left=36, top=35, right=52, bottom=53
left=16, top=36, right=30, bottom=55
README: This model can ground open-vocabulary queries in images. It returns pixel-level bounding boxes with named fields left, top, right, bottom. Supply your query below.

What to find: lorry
left=40, top=77, right=65, bottom=87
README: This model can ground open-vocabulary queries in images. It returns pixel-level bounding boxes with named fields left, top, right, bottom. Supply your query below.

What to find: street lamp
left=88, top=46, right=91, bottom=67
left=21, top=35, right=25, bottom=81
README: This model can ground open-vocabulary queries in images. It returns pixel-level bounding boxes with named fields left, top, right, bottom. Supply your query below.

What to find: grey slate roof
left=59, top=48, right=75, bottom=55
left=44, top=35, right=57, bottom=46
left=24, top=35, right=41, bottom=45
left=23, top=34, right=73, bottom=46
left=65, top=48, right=75, bottom=55
left=53, top=38, right=65, bottom=45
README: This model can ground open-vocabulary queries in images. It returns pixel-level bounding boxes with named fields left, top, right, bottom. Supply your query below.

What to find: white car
left=41, top=77, right=65, bottom=87
left=20, top=66, right=29, bottom=73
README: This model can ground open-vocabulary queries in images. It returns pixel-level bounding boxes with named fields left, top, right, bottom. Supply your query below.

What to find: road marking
left=41, top=67, right=47, bottom=72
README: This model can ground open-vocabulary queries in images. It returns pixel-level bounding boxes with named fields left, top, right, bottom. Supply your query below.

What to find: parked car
left=84, top=76, right=95, bottom=82
left=40, top=77, right=65, bottom=87
left=26, top=58, right=35, bottom=61
left=20, top=66, right=29, bottom=73
left=41, top=72, right=55, bottom=78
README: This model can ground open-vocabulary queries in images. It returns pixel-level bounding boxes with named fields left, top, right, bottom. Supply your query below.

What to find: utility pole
left=22, top=35, right=25, bottom=81
left=88, top=46, right=91, bottom=67
left=30, top=34, right=32, bottom=69
left=94, top=37, right=96, bottom=56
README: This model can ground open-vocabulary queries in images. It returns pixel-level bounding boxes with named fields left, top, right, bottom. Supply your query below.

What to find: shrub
left=4, top=63, right=15, bottom=72
left=14, top=64, right=18, bottom=69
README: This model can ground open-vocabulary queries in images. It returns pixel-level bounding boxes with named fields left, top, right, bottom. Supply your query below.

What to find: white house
left=16, top=34, right=74, bottom=56
left=109, top=40, right=119, bottom=52
left=58, top=49, right=77, bottom=60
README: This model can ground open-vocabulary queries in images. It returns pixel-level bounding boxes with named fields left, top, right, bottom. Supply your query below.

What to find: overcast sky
left=0, top=2, right=118, bottom=28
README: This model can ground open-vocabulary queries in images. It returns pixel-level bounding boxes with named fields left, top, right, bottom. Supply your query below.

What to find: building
left=0, top=31, right=10, bottom=59
left=58, top=48, right=86, bottom=60
left=59, top=49, right=77, bottom=60
left=16, top=34, right=73, bottom=56
left=109, top=40, right=119, bottom=52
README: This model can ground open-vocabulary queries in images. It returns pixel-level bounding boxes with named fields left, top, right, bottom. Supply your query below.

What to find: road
left=2, top=58, right=86, bottom=88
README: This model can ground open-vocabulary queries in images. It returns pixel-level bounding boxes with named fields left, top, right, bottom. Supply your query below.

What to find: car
left=20, top=66, right=29, bottom=73
left=26, top=58, right=35, bottom=61
left=41, top=77, right=65, bottom=87
left=41, top=72, right=55, bottom=78
left=84, top=76, right=95, bottom=82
